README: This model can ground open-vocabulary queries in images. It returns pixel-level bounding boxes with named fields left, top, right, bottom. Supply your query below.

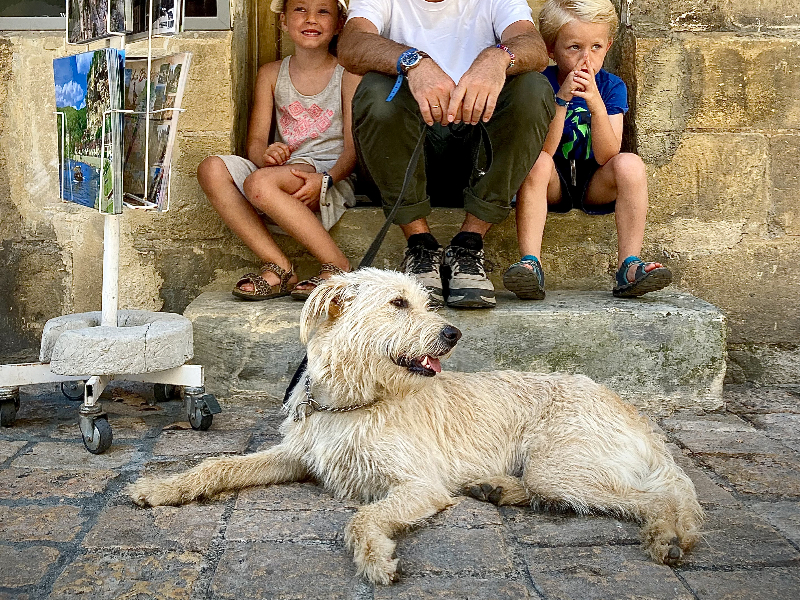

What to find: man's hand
left=407, top=59, right=456, bottom=126
left=447, top=48, right=507, bottom=125
left=291, top=169, right=324, bottom=211
left=263, top=142, right=292, bottom=166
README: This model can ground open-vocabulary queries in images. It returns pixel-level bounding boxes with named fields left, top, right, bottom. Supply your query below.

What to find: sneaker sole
left=426, top=287, right=445, bottom=306
left=446, top=288, right=496, bottom=308
left=503, top=266, right=545, bottom=300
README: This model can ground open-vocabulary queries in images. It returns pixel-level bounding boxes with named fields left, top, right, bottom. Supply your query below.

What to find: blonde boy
left=503, top=0, right=671, bottom=299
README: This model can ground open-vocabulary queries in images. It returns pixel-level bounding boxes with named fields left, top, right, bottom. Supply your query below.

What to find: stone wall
left=0, top=2, right=257, bottom=359
left=1, top=1, right=798, bottom=384
left=620, top=1, right=800, bottom=382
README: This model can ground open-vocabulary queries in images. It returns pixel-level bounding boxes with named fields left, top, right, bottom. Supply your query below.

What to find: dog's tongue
left=422, top=355, right=441, bottom=373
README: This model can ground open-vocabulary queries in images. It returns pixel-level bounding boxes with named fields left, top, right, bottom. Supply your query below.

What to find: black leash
left=282, top=120, right=493, bottom=404
left=283, top=120, right=427, bottom=404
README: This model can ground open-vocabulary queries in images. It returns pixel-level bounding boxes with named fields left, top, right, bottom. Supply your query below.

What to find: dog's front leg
left=128, top=444, right=307, bottom=507
left=345, top=483, right=455, bottom=585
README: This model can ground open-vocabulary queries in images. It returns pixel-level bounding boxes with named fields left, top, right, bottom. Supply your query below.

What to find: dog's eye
left=390, top=297, right=409, bottom=309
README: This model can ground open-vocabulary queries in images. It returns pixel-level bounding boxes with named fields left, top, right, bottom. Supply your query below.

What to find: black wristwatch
left=399, top=49, right=430, bottom=75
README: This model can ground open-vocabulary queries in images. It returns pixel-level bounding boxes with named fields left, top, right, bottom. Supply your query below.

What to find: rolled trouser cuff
left=463, top=189, right=511, bottom=224
left=388, top=198, right=433, bottom=225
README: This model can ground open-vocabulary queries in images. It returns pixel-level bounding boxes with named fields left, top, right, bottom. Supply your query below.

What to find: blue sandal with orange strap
left=613, top=256, right=672, bottom=298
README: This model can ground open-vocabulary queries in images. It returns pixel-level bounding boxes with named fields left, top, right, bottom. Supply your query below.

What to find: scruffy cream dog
left=128, top=268, right=703, bottom=584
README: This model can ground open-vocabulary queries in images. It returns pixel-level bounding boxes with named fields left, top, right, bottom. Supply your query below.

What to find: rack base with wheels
left=0, top=360, right=221, bottom=454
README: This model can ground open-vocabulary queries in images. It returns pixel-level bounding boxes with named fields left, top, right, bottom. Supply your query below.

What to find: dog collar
left=293, top=377, right=374, bottom=421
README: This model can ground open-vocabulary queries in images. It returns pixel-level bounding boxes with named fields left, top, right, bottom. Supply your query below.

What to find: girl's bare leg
left=585, top=153, right=662, bottom=281
left=197, top=156, right=297, bottom=290
left=243, top=164, right=350, bottom=286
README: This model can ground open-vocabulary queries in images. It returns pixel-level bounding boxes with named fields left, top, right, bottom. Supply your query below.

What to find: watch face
left=401, top=51, right=421, bottom=71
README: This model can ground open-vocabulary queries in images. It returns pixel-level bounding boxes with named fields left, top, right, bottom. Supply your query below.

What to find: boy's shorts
left=548, top=156, right=615, bottom=216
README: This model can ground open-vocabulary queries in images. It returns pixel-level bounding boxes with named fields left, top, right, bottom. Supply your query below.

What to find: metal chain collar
left=293, top=377, right=374, bottom=421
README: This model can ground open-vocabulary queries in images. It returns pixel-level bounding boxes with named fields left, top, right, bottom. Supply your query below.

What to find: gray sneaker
left=399, top=244, right=444, bottom=305
left=442, top=244, right=496, bottom=308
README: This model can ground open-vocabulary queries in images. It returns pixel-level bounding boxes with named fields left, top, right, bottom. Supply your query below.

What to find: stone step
left=184, top=288, right=726, bottom=415
left=274, top=206, right=623, bottom=292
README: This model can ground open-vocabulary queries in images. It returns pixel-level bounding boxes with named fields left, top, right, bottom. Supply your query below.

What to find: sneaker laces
left=404, top=245, right=441, bottom=275
left=448, top=246, right=493, bottom=276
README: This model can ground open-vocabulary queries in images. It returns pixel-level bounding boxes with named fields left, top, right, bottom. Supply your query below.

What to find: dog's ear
left=299, top=276, right=353, bottom=343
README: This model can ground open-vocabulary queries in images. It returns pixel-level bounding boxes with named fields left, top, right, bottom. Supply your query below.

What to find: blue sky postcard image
left=54, top=49, right=123, bottom=214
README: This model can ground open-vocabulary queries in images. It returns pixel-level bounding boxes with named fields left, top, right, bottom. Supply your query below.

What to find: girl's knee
left=197, top=156, right=229, bottom=188
left=243, top=169, right=273, bottom=200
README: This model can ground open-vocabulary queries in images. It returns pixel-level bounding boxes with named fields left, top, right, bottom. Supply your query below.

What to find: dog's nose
left=440, top=325, right=462, bottom=346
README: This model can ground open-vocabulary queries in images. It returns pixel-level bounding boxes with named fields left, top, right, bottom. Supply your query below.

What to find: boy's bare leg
left=198, top=157, right=297, bottom=291
left=585, top=152, right=663, bottom=281
left=516, top=152, right=560, bottom=260
left=243, top=164, right=351, bottom=282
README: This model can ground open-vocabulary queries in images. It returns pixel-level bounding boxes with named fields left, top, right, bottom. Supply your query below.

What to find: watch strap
left=387, top=48, right=425, bottom=102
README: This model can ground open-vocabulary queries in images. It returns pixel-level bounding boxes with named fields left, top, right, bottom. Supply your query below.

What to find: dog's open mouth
left=394, top=355, right=442, bottom=377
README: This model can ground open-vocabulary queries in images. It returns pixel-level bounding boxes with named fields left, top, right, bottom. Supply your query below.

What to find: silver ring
left=431, top=104, right=440, bottom=108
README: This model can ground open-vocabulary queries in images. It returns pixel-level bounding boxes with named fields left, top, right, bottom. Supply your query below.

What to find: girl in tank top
left=198, top=0, right=360, bottom=300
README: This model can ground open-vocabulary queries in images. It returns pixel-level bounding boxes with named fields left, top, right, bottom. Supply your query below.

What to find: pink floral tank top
left=273, top=56, right=344, bottom=166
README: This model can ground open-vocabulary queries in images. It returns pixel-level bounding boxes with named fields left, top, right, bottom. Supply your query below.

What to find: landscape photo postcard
left=54, top=48, right=125, bottom=214
left=122, top=52, right=191, bottom=210
left=129, top=0, right=182, bottom=40
left=67, top=0, right=127, bottom=44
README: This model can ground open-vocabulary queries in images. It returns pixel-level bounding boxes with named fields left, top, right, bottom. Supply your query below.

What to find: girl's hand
left=291, top=169, right=324, bottom=211
left=571, top=59, right=602, bottom=111
left=263, top=142, right=291, bottom=166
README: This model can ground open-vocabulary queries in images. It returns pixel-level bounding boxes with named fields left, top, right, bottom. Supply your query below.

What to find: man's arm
left=447, top=20, right=548, bottom=125
left=500, top=20, right=549, bottom=75
left=338, top=17, right=403, bottom=76
left=338, top=17, right=456, bottom=127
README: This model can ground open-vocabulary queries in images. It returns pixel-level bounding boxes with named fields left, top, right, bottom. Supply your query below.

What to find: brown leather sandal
left=290, top=263, right=347, bottom=301
left=232, top=262, right=295, bottom=301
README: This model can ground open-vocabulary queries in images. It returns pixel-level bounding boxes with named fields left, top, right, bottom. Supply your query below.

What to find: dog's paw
left=346, top=527, right=399, bottom=585
left=126, top=477, right=184, bottom=507
left=465, top=482, right=504, bottom=505
left=660, top=536, right=684, bottom=565
left=644, top=533, right=687, bottom=566
left=360, top=554, right=400, bottom=585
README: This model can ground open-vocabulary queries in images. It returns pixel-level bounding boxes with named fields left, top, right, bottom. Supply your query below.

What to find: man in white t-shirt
left=339, top=0, right=554, bottom=308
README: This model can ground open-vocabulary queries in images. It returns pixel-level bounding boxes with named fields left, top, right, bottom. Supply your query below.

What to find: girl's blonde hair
left=538, top=0, right=619, bottom=50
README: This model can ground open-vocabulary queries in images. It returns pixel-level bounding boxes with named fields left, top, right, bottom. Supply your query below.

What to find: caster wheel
left=185, top=390, right=221, bottom=431
left=61, top=381, right=85, bottom=401
left=82, top=417, right=113, bottom=454
left=0, top=400, right=17, bottom=427
left=189, top=408, right=213, bottom=431
left=153, top=383, right=179, bottom=403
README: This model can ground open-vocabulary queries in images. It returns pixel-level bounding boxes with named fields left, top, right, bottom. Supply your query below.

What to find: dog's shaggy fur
left=128, top=268, right=703, bottom=584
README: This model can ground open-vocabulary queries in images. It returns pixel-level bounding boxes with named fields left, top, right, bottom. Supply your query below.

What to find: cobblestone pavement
left=1, top=383, right=799, bottom=599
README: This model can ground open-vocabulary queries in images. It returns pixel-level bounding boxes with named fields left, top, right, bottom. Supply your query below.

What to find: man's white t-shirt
left=346, top=0, right=533, bottom=82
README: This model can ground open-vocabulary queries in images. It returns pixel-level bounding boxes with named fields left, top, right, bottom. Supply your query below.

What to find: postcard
left=122, top=52, right=191, bottom=210
left=67, top=0, right=127, bottom=44
left=54, top=48, right=125, bottom=214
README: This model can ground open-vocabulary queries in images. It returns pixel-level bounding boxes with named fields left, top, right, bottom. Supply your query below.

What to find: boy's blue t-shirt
left=543, top=65, right=629, bottom=161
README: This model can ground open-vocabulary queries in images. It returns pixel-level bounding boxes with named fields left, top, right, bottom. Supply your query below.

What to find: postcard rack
left=0, top=0, right=220, bottom=454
